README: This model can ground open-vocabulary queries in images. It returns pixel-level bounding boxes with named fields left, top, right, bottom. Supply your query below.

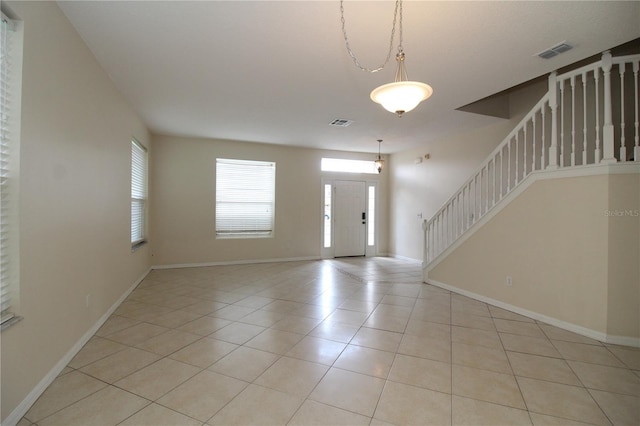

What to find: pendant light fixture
left=340, top=0, right=433, bottom=117
left=374, top=139, right=385, bottom=173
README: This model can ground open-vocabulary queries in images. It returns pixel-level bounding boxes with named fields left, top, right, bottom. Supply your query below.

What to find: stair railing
left=424, top=51, right=640, bottom=267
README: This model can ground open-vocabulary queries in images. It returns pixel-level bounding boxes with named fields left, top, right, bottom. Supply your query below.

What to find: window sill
left=131, top=240, right=147, bottom=252
left=216, top=234, right=273, bottom=240
left=1, top=315, right=23, bottom=332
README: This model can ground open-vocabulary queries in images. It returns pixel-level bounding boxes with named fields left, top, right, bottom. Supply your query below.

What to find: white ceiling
left=57, top=1, right=640, bottom=154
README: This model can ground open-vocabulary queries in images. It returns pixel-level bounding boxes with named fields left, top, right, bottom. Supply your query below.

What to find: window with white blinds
left=1, top=12, right=19, bottom=327
left=216, top=158, right=275, bottom=238
left=131, top=139, right=147, bottom=247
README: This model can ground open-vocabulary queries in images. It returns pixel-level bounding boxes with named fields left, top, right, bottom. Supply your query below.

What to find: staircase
left=423, top=51, right=640, bottom=270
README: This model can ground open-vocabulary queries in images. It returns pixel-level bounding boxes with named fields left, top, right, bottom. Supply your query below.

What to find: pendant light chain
left=340, top=0, right=403, bottom=73
left=341, top=0, right=432, bottom=116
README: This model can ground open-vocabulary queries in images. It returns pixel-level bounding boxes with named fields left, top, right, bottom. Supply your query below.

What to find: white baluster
left=523, top=122, right=528, bottom=178
left=433, top=216, right=437, bottom=258
left=441, top=205, right=449, bottom=252
left=515, top=133, right=520, bottom=183
left=457, top=190, right=460, bottom=237
left=445, top=206, right=449, bottom=250
left=548, top=72, right=559, bottom=169
left=560, top=77, right=565, bottom=167
left=467, top=185, right=472, bottom=231
left=507, top=140, right=511, bottom=192
left=448, top=199, right=452, bottom=243
left=441, top=208, right=445, bottom=252
left=453, top=194, right=457, bottom=239
left=431, top=218, right=436, bottom=259
left=438, top=216, right=442, bottom=257
left=433, top=219, right=437, bottom=259
left=426, top=222, right=429, bottom=264
left=602, top=51, right=616, bottom=163
left=464, top=186, right=468, bottom=231
left=498, top=150, right=503, bottom=200
left=466, top=185, right=470, bottom=230
left=532, top=113, right=537, bottom=171
left=541, top=104, right=547, bottom=168
left=424, top=221, right=429, bottom=264
left=634, top=60, right=639, bottom=162
left=571, top=75, right=576, bottom=166
left=480, top=165, right=489, bottom=213
left=478, top=168, right=482, bottom=216
left=429, top=222, right=433, bottom=263
left=453, top=196, right=457, bottom=238
left=444, top=205, right=449, bottom=249
left=472, top=175, right=477, bottom=223
left=456, top=192, right=461, bottom=238
left=442, top=208, right=446, bottom=252
left=479, top=170, right=483, bottom=216
left=620, top=63, right=627, bottom=162
left=582, top=72, right=588, bottom=165
left=492, top=157, right=497, bottom=206
left=448, top=203, right=452, bottom=246
left=448, top=202, right=453, bottom=244
left=595, top=68, right=601, bottom=162
left=435, top=215, right=440, bottom=257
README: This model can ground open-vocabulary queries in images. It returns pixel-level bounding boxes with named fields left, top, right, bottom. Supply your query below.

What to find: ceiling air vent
left=329, top=119, right=353, bottom=127
left=537, top=41, right=572, bottom=59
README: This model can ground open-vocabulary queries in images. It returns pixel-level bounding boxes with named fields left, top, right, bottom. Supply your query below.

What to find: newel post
left=422, top=219, right=429, bottom=270
left=601, top=51, right=617, bottom=163
left=547, top=71, right=559, bottom=169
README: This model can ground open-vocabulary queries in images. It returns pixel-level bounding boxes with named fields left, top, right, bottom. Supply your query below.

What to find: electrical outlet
left=506, top=276, right=513, bottom=287
left=85, top=294, right=91, bottom=308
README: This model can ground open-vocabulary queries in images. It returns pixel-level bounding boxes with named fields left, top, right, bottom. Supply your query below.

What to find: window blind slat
left=216, top=159, right=275, bottom=237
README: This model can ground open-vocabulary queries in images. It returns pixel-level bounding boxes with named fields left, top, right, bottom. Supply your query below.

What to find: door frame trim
left=321, top=178, right=378, bottom=259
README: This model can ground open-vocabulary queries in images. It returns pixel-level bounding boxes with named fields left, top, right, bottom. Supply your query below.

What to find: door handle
left=362, top=212, right=366, bottom=224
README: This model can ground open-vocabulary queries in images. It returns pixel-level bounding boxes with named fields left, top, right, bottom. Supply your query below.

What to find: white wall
left=1, top=2, right=151, bottom=422
left=150, top=135, right=389, bottom=266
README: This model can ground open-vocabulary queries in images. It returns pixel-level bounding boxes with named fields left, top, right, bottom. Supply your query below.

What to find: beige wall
left=606, top=173, right=640, bottom=338
left=389, top=80, right=547, bottom=261
left=428, top=171, right=640, bottom=341
left=1, top=2, right=151, bottom=422
left=150, top=135, right=389, bottom=266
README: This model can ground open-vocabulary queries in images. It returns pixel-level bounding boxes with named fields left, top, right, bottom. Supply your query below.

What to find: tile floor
left=18, top=257, right=640, bottom=426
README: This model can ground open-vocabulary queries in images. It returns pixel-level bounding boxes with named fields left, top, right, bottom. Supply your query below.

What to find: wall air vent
left=329, top=119, right=354, bottom=127
left=537, top=41, right=572, bottom=59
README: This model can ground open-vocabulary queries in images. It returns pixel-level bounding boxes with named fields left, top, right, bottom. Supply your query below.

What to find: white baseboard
left=3, top=268, right=151, bottom=426
left=388, top=254, right=422, bottom=263
left=427, top=278, right=640, bottom=348
left=151, top=256, right=322, bottom=270
left=605, top=334, right=640, bottom=348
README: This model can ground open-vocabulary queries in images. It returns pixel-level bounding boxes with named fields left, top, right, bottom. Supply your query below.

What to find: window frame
left=321, top=158, right=379, bottom=174
left=131, top=139, right=148, bottom=249
left=1, top=10, right=23, bottom=329
left=215, top=158, right=276, bottom=239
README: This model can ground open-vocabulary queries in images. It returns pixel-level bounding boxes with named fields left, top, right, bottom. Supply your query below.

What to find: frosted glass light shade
left=370, top=81, right=433, bottom=116
left=374, top=158, right=384, bottom=173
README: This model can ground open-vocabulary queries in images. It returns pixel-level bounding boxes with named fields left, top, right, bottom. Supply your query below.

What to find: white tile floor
left=19, top=257, right=640, bottom=425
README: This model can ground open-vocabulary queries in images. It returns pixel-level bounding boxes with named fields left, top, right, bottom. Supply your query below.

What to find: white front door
left=334, top=180, right=366, bottom=257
